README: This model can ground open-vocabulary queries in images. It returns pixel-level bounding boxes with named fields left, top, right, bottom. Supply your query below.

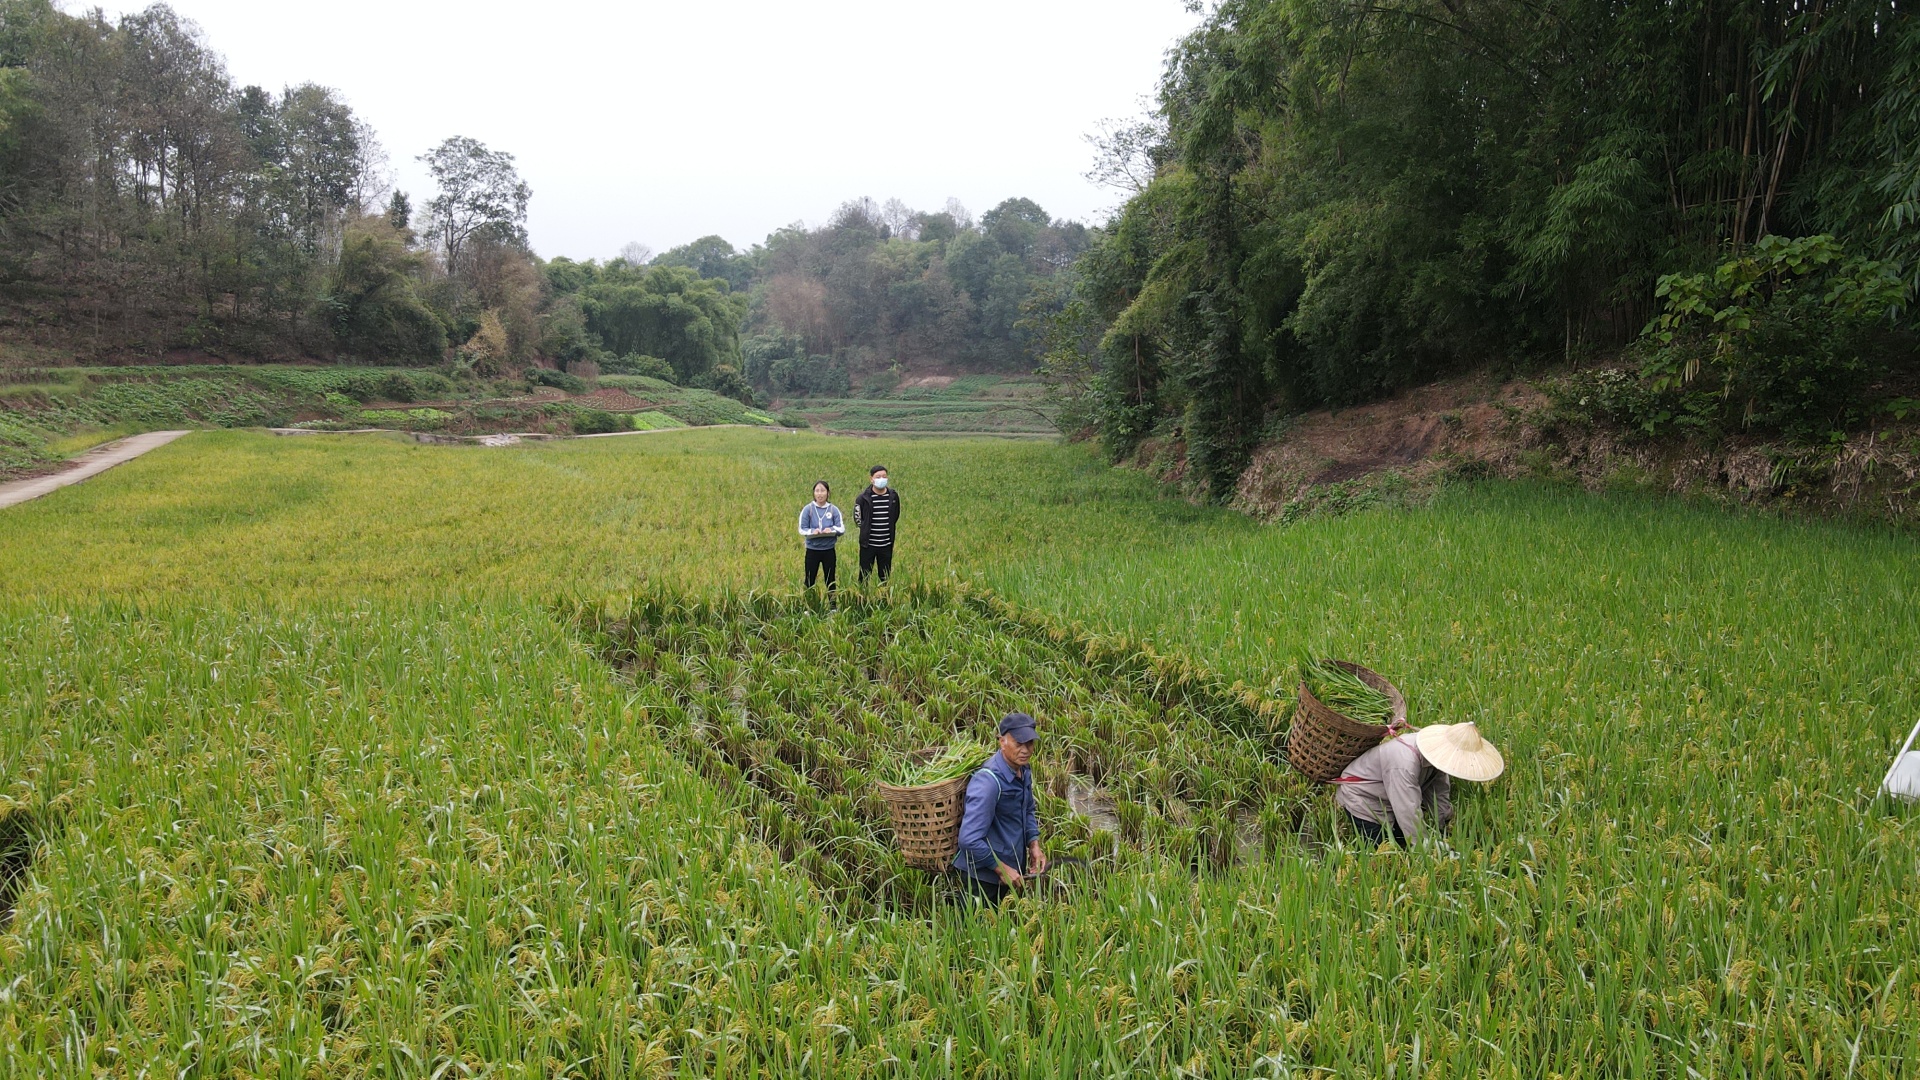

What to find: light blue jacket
left=798, top=501, right=845, bottom=551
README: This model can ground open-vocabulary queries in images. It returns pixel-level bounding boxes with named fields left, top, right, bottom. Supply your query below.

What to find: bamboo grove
left=1051, top=0, right=1920, bottom=493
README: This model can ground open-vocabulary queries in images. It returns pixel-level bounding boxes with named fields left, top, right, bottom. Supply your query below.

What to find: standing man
left=853, top=465, right=901, bottom=583
left=954, top=713, right=1048, bottom=905
left=1333, top=722, right=1504, bottom=845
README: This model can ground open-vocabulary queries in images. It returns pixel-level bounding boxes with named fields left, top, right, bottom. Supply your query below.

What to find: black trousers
left=1348, top=812, right=1407, bottom=846
left=804, top=547, right=837, bottom=590
left=859, top=544, right=894, bottom=582
left=958, top=874, right=1011, bottom=906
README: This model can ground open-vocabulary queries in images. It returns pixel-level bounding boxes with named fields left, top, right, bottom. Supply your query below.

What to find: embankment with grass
left=0, top=366, right=778, bottom=480
left=0, top=429, right=1914, bottom=1076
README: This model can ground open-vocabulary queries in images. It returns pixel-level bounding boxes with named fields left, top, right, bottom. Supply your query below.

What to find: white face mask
left=873, top=477, right=888, bottom=490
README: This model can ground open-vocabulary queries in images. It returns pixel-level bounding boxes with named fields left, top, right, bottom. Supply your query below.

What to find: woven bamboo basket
left=1287, top=661, right=1408, bottom=782
left=876, top=775, right=971, bottom=871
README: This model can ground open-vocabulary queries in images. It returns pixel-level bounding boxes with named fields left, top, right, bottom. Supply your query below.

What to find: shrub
left=526, top=368, right=588, bottom=394
left=378, top=372, right=417, bottom=403
left=461, top=311, right=513, bottom=378
left=1638, top=235, right=1910, bottom=440
left=603, top=353, right=677, bottom=382
left=693, top=364, right=756, bottom=406
left=768, top=353, right=851, bottom=397
left=571, top=409, right=620, bottom=435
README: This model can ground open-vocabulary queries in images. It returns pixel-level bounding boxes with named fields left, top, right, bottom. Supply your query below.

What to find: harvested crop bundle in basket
left=1299, top=656, right=1394, bottom=725
left=885, top=741, right=991, bottom=788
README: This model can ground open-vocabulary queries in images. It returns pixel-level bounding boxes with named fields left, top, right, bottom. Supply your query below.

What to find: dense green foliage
left=545, top=197, right=1091, bottom=398
left=0, top=433, right=1912, bottom=1075
left=546, top=262, right=748, bottom=384
left=1051, top=0, right=1920, bottom=493
left=0, top=1, right=592, bottom=374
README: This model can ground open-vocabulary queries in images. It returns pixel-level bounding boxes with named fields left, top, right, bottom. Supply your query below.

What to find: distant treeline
left=0, top=0, right=556, bottom=370
left=0, top=0, right=1090, bottom=400
left=1046, top=0, right=1920, bottom=493
left=549, top=196, right=1091, bottom=395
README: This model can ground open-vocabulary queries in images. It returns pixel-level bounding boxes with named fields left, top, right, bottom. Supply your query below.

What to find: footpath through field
left=0, top=429, right=190, bottom=509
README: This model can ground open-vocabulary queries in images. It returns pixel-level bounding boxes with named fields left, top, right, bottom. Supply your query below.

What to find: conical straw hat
left=1415, top=722, right=1505, bottom=782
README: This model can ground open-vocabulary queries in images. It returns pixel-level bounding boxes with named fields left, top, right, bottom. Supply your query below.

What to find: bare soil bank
left=1133, top=371, right=1919, bottom=527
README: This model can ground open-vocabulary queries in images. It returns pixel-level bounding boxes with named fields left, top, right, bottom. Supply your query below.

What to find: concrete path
left=0, top=430, right=191, bottom=509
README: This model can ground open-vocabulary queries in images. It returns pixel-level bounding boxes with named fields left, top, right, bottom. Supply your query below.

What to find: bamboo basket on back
left=1287, top=661, right=1408, bottom=782
left=875, top=775, right=971, bottom=871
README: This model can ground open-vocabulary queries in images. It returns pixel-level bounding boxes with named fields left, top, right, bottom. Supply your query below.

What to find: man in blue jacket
left=954, top=713, right=1049, bottom=904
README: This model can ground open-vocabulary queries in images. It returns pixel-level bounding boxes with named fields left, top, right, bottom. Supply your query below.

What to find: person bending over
left=1334, top=722, right=1504, bottom=845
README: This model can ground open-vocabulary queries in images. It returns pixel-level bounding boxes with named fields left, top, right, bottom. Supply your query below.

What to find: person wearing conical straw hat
left=1332, top=723, right=1504, bottom=845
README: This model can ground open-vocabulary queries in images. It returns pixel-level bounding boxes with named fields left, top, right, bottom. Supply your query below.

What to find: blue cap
left=998, top=712, right=1038, bottom=743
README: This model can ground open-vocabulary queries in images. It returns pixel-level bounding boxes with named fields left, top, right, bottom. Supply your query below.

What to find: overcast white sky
left=90, top=0, right=1201, bottom=261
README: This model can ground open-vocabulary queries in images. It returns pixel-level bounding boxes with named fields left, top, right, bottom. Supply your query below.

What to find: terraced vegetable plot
left=578, top=586, right=1313, bottom=912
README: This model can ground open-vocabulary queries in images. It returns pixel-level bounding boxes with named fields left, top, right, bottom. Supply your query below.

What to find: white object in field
left=1881, top=717, right=1920, bottom=802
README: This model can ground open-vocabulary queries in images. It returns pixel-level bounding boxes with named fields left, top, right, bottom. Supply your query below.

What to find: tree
left=419, top=135, right=530, bottom=279
left=1085, top=114, right=1168, bottom=195
left=582, top=265, right=746, bottom=382
left=321, top=217, right=446, bottom=364
left=276, top=83, right=361, bottom=254
left=385, top=189, right=411, bottom=235
left=654, top=234, right=751, bottom=290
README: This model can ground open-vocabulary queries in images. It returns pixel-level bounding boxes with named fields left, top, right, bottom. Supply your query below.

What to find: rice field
left=0, top=428, right=1915, bottom=1076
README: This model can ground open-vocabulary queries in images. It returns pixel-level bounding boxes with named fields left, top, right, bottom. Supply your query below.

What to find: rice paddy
left=0, top=428, right=1915, bottom=1076
left=578, top=585, right=1312, bottom=912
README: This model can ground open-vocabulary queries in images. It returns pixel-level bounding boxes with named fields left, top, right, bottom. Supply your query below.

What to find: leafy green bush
left=571, top=409, right=620, bottom=435
left=525, top=368, right=588, bottom=395
left=1543, top=367, right=1669, bottom=437
left=602, top=353, right=677, bottom=382
left=1637, top=235, right=1909, bottom=440
left=692, top=364, right=756, bottom=406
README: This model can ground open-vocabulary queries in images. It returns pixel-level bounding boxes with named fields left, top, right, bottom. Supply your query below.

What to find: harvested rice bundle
left=885, top=741, right=991, bottom=788
left=1299, top=656, right=1394, bottom=725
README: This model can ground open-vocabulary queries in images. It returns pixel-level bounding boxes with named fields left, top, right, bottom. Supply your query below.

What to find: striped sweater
left=854, top=487, right=900, bottom=548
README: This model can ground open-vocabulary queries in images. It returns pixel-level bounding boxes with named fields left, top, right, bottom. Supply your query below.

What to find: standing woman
left=853, top=465, right=901, bottom=583
left=797, top=480, right=845, bottom=591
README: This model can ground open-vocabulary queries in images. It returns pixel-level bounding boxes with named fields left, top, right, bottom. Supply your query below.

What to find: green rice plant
left=574, top=585, right=1313, bottom=913
left=0, top=426, right=1915, bottom=1076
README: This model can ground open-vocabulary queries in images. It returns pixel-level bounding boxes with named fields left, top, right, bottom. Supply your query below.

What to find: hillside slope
left=1221, top=371, right=1920, bottom=528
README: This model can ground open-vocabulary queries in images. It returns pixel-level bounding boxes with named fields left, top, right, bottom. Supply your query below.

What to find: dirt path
left=0, top=430, right=191, bottom=510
